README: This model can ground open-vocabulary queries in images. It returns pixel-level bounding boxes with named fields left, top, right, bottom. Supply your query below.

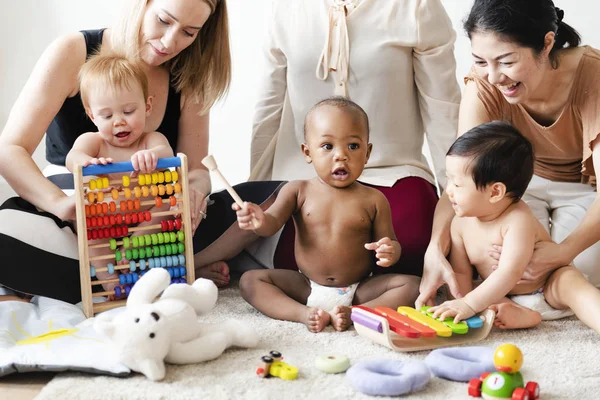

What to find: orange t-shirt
left=465, top=46, right=600, bottom=185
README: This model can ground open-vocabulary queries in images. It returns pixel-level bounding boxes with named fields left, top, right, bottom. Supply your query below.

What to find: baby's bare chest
left=299, top=197, right=373, bottom=235
left=461, top=226, right=503, bottom=270
left=99, top=141, right=147, bottom=163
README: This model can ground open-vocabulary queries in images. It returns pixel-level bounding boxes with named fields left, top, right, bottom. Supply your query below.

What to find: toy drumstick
left=201, top=155, right=260, bottom=228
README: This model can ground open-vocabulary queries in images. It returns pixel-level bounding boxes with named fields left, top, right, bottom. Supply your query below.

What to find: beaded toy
left=73, top=154, right=195, bottom=317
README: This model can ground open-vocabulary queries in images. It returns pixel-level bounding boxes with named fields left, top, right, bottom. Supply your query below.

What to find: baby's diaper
left=306, top=281, right=359, bottom=312
left=511, top=291, right=574, bottom=320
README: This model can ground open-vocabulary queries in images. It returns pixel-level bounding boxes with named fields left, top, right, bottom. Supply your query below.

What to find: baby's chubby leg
left=239, top=269, right=330, bottom=333
left=544, top=266, right=600, bottom=333
left=354, top=274, right=421, bottom=310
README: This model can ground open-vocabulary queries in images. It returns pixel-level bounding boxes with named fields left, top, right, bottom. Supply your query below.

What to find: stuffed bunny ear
left=136, top=358, right=166, bottom=381
left=127, top=268, right=171, bottom=307
left=94, top=314, right=116, bottom=339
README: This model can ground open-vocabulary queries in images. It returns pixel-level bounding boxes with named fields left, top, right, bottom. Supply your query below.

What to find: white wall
left=1, top=0, right=599, bottom=192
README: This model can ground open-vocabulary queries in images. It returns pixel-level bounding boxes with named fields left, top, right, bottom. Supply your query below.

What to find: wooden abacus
left=74, top=154, right=195, bottom=317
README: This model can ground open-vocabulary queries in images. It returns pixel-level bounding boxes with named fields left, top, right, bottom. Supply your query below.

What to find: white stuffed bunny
left=94, top=268, right=259, bottom=381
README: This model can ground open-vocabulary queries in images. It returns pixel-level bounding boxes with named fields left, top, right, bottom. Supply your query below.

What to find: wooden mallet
left=201, top=155, right=260, bottom=228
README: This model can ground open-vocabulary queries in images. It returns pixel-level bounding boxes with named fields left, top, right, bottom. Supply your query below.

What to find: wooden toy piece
left=315, top=354, right=350, bottom=374
left=468, top=344, right=540, bottom=400
left=269, top=361, right=298, bottom=381
left=74, top=154, right=195, bottom=318
left=256, top=351, right=297, bottom=380
left=256, top=355, right=274, bottom=378
left=268, top=350, right=282, bottom=362
left=201, top=155, right=260, bottom=228
left=397, top=306, right=453, bottom=337
left=352, top=306, right=495, bottom=353
left=420, top=306, right=469, bottom=335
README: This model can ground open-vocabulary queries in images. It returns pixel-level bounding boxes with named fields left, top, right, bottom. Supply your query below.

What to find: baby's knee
left=239, top=270, right=264, bottom=299
left=547, top=265, right=585, bottom=287
left=396, top=274, right=421, bottom=290
left=391, top=275, right=421, bottom=302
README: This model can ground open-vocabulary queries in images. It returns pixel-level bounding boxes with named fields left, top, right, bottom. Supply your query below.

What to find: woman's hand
left=188, top=188, right=207, bottom=234
left=415, top=244, right=462, bottom=308
left=51, top=194, right=77, bottom=222
left=489, top=241, right=568, bottom=283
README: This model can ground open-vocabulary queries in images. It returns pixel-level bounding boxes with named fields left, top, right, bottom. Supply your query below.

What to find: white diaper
left=306, top=281, right=359, bottom=312
left=511, top=292, right=574, bottom=321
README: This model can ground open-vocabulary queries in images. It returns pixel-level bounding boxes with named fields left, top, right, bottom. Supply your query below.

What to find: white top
left=250, top=0, right=461, bottom=188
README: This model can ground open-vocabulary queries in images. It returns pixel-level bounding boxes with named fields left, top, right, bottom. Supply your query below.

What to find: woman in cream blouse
left=196, top=0, right=461, bottom=290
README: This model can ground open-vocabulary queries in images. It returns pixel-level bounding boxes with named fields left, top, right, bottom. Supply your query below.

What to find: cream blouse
left=250, top=0, right=461, bottom=188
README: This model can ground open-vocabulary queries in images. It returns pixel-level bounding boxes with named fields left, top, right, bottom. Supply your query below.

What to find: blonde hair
left=79, top=52, right=149, bottom=112
left=111, top=0, right=231, bottom=114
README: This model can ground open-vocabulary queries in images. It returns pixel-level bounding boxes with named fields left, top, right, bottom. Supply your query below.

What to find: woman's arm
left=0, top=33, right=86, bottom=220
left=539, top=138, right=600, bottom=268
left=417, top=81, right=492, bottom=307
left=176, top=95, right=211, bottom=232
left=249, top=1, right=287, bottom=179
left=412, top=0, right=461, bottom=190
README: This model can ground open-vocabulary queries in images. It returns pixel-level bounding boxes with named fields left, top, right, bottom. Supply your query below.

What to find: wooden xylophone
left=351, top=305, right=495, bottom=352
left=74, top=154, right=195, bottom=317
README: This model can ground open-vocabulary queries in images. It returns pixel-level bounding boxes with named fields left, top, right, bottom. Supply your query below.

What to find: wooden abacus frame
left=74, top=153, right=195, bottom=317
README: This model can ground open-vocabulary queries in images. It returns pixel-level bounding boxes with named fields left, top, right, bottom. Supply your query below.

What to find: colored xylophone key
left=351, top=306, right=484, bottom=338
left=419, top=306, right=484, bottom=329
left=350, top=307, right=383, bottom=333
left=352, top=306, right=422, bottom=338
left=373, top=306, right=433, bottom=338
left=419, top=306, right=469, bottom=335
left=396, top=307, right=453, bottom=337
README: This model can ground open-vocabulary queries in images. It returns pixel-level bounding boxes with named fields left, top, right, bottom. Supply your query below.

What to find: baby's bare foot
left=196, top=261, right=230, bottom=287
left=489, top=303, right=542, bottom=330
left=305, top=307, right=330, bottom=333
left=330, top=305, right=352, bottom=331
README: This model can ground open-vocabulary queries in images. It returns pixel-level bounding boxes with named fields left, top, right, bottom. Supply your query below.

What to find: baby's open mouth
left=115, top=131, right=130, bottom=138
left=332, top=168, right=349, bottom=180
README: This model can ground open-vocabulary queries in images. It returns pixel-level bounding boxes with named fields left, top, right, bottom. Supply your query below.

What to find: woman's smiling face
left=139, top=0, right=212, bottom=66
left=470, top=31, right=549, bottom=105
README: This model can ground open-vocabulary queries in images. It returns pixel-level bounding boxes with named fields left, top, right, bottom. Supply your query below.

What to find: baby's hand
left=232, top=202, right=263, bottom=230
left=131, top=150, right=158, bottom=173
left=84, top=157, right=113, bottom=166
left=364, top=237, right=395, bottom=267
left=428, top=299, right=476, bottom=324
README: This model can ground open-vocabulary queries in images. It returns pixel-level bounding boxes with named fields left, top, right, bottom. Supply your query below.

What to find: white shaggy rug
left=37, top=282, right=600, bottom=400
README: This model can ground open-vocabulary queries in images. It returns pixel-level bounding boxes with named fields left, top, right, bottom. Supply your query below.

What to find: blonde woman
left=0, top=0, right=230, bottom=303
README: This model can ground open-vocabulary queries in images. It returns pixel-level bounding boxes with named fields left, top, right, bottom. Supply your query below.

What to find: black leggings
left=0, top=178, right=285, bottom=303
